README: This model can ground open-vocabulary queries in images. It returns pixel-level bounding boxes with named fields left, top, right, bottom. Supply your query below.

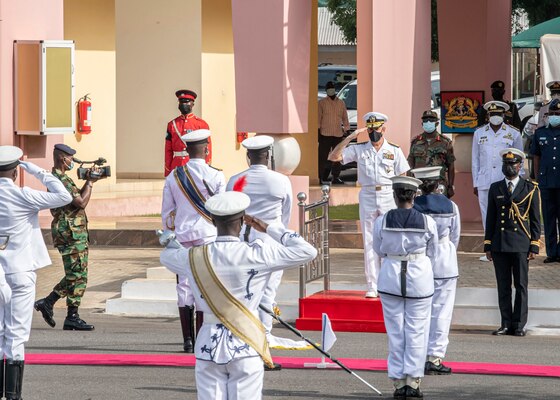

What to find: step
left=120, top=278, right=177, bottom=300
left=105, top=298, right=178, bottom=317
left=146, top=266, right=176, bottom=280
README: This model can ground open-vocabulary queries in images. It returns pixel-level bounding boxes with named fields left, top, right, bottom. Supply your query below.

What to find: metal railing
left=298, top=185, right=330, bottom=298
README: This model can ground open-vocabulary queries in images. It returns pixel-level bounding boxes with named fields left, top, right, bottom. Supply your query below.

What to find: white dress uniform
left=341, top=138, right=409, bottom=294
left=372, top=177, right=438, bottom=388
left=0, top=149, right=72, bottom=361
left=161, top=136, right=226, bottom=307
left=413, top=193, right=460, bottom=361
left=472, top=103, right=523, bottom=230
left=160, top=193, right=317, bottom=400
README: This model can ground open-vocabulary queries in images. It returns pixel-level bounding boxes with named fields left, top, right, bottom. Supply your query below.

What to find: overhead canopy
left=512, top=16, right=560, bottom=48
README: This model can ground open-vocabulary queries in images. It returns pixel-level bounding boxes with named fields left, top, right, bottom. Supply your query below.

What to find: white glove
left=18, top=161, right=46, bottom=176
left=156, top=230, right=182, bottom=249
left=0, top=283, right=12, bottom=305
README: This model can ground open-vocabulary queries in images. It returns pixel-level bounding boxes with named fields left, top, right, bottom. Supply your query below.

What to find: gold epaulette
left=387, top=141, right=400, bottom=148
left=209, top=165, right=222, bottom=171
left=505, top=123, right=520, bottom=132
left=484, top=240, right=491, bottom=245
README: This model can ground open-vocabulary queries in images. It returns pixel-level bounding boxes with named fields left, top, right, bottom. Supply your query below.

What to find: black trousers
left=491, top=252, right=529, bottom=331
left=541, top=188, right=560, bottom=258
left=318, top=134, right=343, bottom=181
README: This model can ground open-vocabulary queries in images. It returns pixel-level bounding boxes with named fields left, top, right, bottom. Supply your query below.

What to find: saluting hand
left=244, top=215, right=268, bottom=233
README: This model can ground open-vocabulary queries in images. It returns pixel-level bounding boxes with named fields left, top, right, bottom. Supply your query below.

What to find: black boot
left=179, top=306, right=195, bottom=353
left=5, top=359, right=24, bottom=400
left=63, top=307, right=95, bottom=331
left=0, top=358, right=4, bottom=399
left=34, top=291, right=60, bottom=328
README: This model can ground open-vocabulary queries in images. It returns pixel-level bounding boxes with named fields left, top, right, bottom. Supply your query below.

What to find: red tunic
left=164, top=113, right=212, bottom=176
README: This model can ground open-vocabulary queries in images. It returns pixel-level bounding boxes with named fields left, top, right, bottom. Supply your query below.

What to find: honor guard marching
left=373, top=176, right=438, bottom=399
left=530, top=98, right=560, bottom=263
left=328, top=112, right=409, bottom=298
left=159, top=191, right=317, bottom=400
left=164, top=89, right=212, bottom=177
left=226, top=136, right=302, bottom=361
left=478, top=81, right=522, bottom=129
left=0, top=146, right=72, bottom=400
left=411, top=166, right=461, bottom=376
left=161, top=129, right=225, bottom=352
left=484, top=148, right=540, bottom=337
left=536, top=81, right=560, bottom=128
left=408, top=110, right=456, bottom=197
left=472, top=101, right=523, bottom=261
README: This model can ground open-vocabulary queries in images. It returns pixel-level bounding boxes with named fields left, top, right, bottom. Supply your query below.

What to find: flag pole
left=259, top=304, right=383, bottom=396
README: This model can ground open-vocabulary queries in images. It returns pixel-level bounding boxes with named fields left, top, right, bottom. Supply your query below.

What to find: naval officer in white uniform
left=161, top=129, right=226, bottom=352
left=329, top=112, right=409, bottom=297
left=373, top=175, right=438, bottom=399
left=160, top=191, right=317, bottom=400
left=472, top=101, right=523, bottom=261
left=0, top=145, right=72, bottom=400
left=411, top=166, right=461, bottom=376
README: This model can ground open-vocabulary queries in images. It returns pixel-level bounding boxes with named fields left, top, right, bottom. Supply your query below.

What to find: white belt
left=173, top=151, right=188, bottom=157
left=438, top=236, right=449, bottom=244
left=363, top=184, right=392, bottom=191
left=203, top=312, right=220, bottom=325
left=386, top=253, right=426, bottom=261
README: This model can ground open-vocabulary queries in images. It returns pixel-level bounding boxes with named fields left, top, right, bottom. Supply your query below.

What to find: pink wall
left=231, top=0, right=311, bottom=133
left=438, top=0, right=511, bottom=223
left=0, top=0, right=65, bottom=187
left=357, top=0, right=432, bottom=148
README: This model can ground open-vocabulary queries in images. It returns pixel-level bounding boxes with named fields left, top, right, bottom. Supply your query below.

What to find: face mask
left=326, top=88, right=336, bottom=97
left=368, top=130, right=382, bottom=142
left=422, top=121, right=436, bottom=133
left=548, top=115, right=560, bottom=127
left=502, top=164, right=518, bottom=178
left=489, top=115, right=503, bottom=126
left=64, top=158, right=74, bottom=171
left=178, top=103, right=192, bottom=115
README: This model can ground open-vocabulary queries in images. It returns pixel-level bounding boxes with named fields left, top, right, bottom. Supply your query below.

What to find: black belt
left=400, top=261, right=408, bottom=297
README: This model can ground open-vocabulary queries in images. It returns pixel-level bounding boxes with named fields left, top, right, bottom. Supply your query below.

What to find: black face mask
left=368, top=130, right=382, bottom=142
left=178, top=103, right=192, bottom=115
left=502, top=164, right=518, bottom=178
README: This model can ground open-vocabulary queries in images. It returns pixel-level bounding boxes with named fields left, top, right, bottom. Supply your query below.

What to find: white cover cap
left=242, top=135, right=274, bottom=150
left=411, top=166, right=442, bottom=180
left=499, top=147, right=525, bottom=162
left=0, top=146, right=23, bottom=171
left=181, top=129, right=211, bottom=143
left=205, top=192, right=251, bottom=217
left=483, top=100, right=510, bottom=112
left=363, top=112, right=388, bottom=123
left=390, top=176, right=422, bottom=190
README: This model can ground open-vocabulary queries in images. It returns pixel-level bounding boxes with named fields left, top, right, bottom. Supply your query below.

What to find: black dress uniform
left=484, top=149, right=540, bottom=336
left=478, top=81, right=522, bottom=129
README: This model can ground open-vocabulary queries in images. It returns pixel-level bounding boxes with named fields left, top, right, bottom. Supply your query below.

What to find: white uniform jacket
left=373, top=208, right=438, bottom=298
left=341, top=139, right=409, bottom=186
left=413, top=194, right=461, bottom=279
left=160, top=223, right=317, bottom=365
left=472, top=123, right=523, bottom=190
left=161, top=159, right=226, bottom=243
left=0, top=171, right=72, bottom=274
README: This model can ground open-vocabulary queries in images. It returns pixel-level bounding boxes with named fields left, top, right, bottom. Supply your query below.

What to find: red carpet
left=25, top=353, right=560, bottom=378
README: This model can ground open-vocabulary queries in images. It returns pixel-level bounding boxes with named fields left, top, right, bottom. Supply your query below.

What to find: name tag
left=497, top=195, right=505, bottom=199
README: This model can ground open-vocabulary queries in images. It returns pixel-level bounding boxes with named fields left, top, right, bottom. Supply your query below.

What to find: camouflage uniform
left=408, top=133, right=456, bottom=191
left=50, top=169, right=89, bottom=307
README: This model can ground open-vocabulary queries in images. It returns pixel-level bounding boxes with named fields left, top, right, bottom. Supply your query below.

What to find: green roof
left=512, top=17, right=560, bottom=48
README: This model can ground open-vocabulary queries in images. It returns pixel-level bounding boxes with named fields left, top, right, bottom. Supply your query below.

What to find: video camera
left=74, top=157, right=112, bottom=180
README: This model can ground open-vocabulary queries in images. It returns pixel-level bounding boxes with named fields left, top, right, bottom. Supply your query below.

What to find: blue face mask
left=422, top=121, right=437, bottom=133
left=549, top=115, right=560, bottom=127
left=64, top=158, right=74, bottom=171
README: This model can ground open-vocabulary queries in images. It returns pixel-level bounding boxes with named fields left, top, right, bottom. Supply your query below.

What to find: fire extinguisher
left=77, top=94, right=92, bottom=134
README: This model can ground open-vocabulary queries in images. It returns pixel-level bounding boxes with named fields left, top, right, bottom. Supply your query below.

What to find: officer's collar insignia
left=501, top=125, right=506, bottom=130
left=383, top=152, right=394, bottom=160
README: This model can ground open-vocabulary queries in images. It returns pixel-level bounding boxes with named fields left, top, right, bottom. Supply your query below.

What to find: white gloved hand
left=0, top=283, right=12, bottom=305
left=18, top=161, right=46, bottom=176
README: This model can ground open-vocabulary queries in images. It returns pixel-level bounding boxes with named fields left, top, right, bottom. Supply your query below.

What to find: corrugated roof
left=318, top=7, right=354, bottom=46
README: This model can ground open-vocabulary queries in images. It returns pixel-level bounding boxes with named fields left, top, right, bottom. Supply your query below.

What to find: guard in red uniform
left=164, top=90, right=212, bottom=176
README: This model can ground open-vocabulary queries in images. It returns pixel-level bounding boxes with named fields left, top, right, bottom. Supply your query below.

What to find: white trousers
left=258, top=270, right=283, bottom=334
left=380, top=294, right=431, bottom=379
left=177, top=239, right=208, bottom=307
left=427, top=278, right=457, bottom=359
left=0, top=271, right=36, bottom=360
left=359, top=189, right=396, bottom=290
left=196, top=357, right=264, bottom=400
left=477, top=188, right=489, bottom=230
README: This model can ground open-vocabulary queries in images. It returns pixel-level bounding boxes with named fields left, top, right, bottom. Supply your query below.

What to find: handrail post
left=297, top=192, right=308, bottom=299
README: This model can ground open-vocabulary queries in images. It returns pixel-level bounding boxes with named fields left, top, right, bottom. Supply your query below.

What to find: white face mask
left=422, top=121, right=437, bottom=133
left=489, top=115, right=503, bottom=126
left=326, top=88, right=336, bottom=96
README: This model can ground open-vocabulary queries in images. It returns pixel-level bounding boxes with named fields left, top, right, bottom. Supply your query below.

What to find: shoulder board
left=505, top=123, right=520, bottom=132
left=209, top=165, right=222, bottom=171
left=439, top=134, right=451, bottom=142
left=387, top=141, right=400, bottom=148
left=411, top=134, right=422, bottom=142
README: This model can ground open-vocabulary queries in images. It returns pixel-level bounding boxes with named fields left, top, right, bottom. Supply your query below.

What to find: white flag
left=321, top=313, right=337, bottom=352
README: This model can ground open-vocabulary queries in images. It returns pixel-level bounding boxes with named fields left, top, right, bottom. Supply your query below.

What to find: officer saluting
left=530, top=98, right=560, bottom=263
left=484, top=148, right=540, bottom=337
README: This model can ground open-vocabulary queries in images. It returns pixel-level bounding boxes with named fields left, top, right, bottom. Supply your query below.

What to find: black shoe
left=405, top=385, right=423, bottom=398
left=492, top=326, right=510, bottom=335
left=34, top=298, right=56, bottom=328
left=63, top=314, right=95, bottom=331
left=424, top=360, right=452, bottom=375
left=543, top=257, right=557, bottom=264
left=264, top=362, right=282, bottom=371
left=393, top=386, right=407, bottom=399
left=331, top=178, right=345, bottom=185
left=513, top=329, right=526, bottom=337
left=183, top=338, right=194, bottom=353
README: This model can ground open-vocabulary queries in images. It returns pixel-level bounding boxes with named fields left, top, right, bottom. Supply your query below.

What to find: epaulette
left=485, top=125, right=490, bottom=131
left=439, top=134, right=451, bottom=142
left=209, top=165, right=222, bottom=171
left=505, top=123, right=520, bottom=132
left=387, top=141, right=400, bottom=148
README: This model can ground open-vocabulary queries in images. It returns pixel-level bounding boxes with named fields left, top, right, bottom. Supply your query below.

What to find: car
left=318, top=64, right=357, bottom=99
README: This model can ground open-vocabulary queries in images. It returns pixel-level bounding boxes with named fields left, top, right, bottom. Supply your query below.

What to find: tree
left=325, top=0, right=356, bottom=44
left=512, top=0, right=560, bottom=27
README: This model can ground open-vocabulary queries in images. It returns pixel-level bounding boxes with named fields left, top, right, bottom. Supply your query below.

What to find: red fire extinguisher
left=78, top=94, right=92, bottom=134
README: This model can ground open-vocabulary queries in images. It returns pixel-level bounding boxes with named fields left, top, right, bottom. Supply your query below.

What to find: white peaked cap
left=483, top=100, right=510, bottom=112
left=0, top=146, right=23, bottom=170
left=499, top=147, right=525, bottom=161
left=390, top=176, right=422, bottom=190
left=242, top=135, right=274, bottom=150
left=411, top=166, right=442, bottom=180
left=205, top=191, right=251, bottom=217
left=181, top=129, right=211, bottom=143
left=363, top=112, right=389, bottom=123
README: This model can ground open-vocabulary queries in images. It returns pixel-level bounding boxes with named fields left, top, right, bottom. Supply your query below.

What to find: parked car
left=318, top=64, right=357, bottom=99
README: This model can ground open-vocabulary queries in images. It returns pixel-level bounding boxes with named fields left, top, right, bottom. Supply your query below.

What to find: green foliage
left=326, top=0, right=357, bottom=44
left=512, top=0, right=560, bottom=27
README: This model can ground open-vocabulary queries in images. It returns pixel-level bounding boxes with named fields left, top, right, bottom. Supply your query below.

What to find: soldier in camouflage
left=34, top=144, right=98, bottom=331
left=408, top=110, right=456, bottom=198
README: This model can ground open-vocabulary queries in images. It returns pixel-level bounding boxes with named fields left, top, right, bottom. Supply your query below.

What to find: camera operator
left=34, top=144, right=99, bottom=331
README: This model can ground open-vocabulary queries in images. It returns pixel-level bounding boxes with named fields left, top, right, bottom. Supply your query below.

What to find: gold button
left=501, top=220, right=504, bottom=223
left=501, top=228, right=505, bottom=231
left=514, top=221, right=517, bottom=224
left=502, top=206, right=505, bottom=209
left=501, top=213, right=504, bottom=216
left=514, top=228, right=518, bottom=231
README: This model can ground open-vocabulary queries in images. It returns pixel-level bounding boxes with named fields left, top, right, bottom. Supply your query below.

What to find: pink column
left=357, top=0, right=432, bottom=147
left=438, top=0, right=511, bottom=223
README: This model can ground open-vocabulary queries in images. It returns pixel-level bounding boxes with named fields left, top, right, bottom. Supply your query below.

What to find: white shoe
left=365, top=289, right=378, bottom=298
left=479, top=255, right=490, bottom=262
